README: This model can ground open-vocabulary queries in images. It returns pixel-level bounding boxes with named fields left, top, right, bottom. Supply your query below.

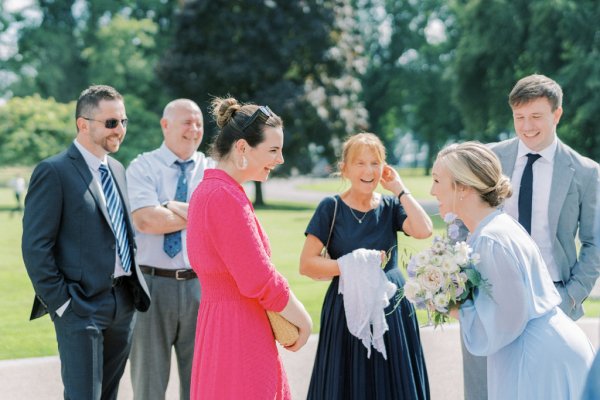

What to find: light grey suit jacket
left=491, top=137, right=600, bottom=319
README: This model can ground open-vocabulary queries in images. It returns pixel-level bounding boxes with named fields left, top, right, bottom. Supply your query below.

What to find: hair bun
left=211, top=97, right=241, bottom=129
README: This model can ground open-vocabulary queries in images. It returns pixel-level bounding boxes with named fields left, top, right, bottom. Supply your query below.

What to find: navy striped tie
left=99, top=163, right=132, bottom=273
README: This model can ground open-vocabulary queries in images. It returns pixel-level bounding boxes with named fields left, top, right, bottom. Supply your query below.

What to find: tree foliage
left=451, top=0, right=600, bottom=159
left=1, top=0, right=183, bottom=166
left=1, top=0, right=599, bottom=173
left=361, top=0, right=463, bottom=171
left=158, top=0, right=367, bottom=171
left=0, top=95, right=74, bottom=165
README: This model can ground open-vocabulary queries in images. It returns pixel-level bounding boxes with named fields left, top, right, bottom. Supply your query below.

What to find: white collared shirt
left=126, top=143, right=216, bottom=270
left=73, top=139, right=130, bottom=278
left=503, top=138, right=560, bottom=281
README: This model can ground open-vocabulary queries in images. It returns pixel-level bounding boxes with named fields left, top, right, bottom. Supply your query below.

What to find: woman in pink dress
left=187, top=97, right=313, bottom=399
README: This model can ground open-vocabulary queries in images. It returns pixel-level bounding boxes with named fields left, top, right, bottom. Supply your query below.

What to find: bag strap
left=324, top=196, right=338, bottom=251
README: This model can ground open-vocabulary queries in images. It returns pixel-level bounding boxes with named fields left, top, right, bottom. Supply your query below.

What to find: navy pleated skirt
left=307, top=268, right=430, bottom=400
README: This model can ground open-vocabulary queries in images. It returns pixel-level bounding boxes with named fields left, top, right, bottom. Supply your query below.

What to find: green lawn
left=3, top=178, right=600, bottom=360
left=297, top=173, right=436, bottom=202
left=0, top=190, right=57, bottom=359
left=0, top=184, right=440, bottom=359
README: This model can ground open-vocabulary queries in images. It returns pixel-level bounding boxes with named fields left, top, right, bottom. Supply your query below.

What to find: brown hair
left=436, top=141, right=512, bottom=207
left=75, top=85, right=124, bottom=130
left=210, top=97, right=283, bottom=160
left=508, top=74, right=563, bottom=111
left=339, top=132, right=386, bottom=173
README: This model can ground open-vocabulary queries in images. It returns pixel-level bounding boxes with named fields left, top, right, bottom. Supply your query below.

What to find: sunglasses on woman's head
left=82, top=117, right=129, bottom=129
left=229, top=106, right=275, bottom=134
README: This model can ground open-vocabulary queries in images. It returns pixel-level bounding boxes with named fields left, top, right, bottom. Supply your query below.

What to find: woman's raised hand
left=380, top=164, right=405, bottom=196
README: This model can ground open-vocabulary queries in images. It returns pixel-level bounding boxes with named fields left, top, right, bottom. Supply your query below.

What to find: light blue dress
left=459, top=210, right=594, bottom=400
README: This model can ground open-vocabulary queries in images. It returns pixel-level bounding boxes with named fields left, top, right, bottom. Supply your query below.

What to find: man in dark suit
left=22, top=85, right=151, bottom=400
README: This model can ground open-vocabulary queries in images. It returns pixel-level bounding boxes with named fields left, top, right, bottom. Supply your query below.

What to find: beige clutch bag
left=266, top=311, right=299, bottom=346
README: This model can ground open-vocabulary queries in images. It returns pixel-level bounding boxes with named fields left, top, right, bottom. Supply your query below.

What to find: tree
left=159, top=0, right=364, bottom=204
left=0, top=95, right=74, bottom=166
left=451, top=0, right=600, bottom=159
left=1, top=1, right=185, bottom=165
left=361, top=0, right=463, bottom=172
left=5, top=0, right=87, bottom=102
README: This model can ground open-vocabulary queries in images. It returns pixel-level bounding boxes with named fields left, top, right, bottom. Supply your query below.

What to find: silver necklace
left=348, top=207, right=370, bottom=224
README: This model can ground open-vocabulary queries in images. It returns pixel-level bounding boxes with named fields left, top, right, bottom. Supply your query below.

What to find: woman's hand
left=449, top=305, right=461, bottom=320
left=380, top=164, right=405, bottom=196
left=284, top=319, right=312, bottom=352
left=279, top=291, right=313, bottom=352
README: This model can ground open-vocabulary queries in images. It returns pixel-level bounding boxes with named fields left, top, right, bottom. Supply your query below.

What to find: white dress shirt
left=126, top=143, right=215, bottom=270
left=503, top=138, right=560, bottom=281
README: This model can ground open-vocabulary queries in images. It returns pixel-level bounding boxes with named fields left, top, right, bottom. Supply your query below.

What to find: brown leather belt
left=140, top=265, right=197, bottom=280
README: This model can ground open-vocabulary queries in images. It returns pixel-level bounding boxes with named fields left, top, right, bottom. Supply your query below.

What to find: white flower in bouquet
left=403, top=280, right=424, bottom=303
left=453, top=242, right=471, bottom=265
left=433, top=292, right=451, bottom=312
left=399, top=213, right=491, bottom=327
left=415, top=251, right=431, bottom=266
left=431, top=238, right=446, bottom=254
left=441, top=256, right=459, bottom=273
left=418, top=266, right=444, bottom=292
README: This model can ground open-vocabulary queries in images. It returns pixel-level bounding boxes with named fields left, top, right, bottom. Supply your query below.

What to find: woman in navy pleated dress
left=299, top=133, right=432, bottom=399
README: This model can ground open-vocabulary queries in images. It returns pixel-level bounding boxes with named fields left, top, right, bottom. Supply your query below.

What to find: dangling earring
left=236, top=155, right=248, bottom=170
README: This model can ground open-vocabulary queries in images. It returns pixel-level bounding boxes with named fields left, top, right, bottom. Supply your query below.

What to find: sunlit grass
left=3, top=178, right=600, bottom=360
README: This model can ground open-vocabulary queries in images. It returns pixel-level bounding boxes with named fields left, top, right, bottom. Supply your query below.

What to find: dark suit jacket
left=491, top=138, right=600, bottom=319
left=22, top=143, right=150, bottom=320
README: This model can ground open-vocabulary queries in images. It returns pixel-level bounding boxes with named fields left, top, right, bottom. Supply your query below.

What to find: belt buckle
left=175, top=270, right=187, bottom=281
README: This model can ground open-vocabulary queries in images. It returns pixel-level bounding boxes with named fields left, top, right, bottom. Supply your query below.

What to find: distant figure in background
left=10, top=173, right=26, bottom=214
left=21, top=84, right=150, bottom=400
left=127, top=99, right=214, bottom=400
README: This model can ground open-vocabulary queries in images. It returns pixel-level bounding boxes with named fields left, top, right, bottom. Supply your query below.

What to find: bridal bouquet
left=402, top=213, right=489, bottom=326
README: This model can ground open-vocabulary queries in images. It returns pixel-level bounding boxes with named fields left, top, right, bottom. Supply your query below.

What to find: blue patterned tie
left=164, top=160, right=193, bottom=258
left=98, top=164, right=132, bottom=273
left=518, top=153, right=542, bottom=234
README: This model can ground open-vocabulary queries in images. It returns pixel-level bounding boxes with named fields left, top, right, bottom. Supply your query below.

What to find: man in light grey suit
left=461, top=74, right=600, bottom=400
left=22, top=85, right=151, bottom=400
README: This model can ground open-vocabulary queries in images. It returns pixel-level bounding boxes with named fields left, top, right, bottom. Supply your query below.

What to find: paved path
left=1, top=319, right=598, bottom=400
left=3, top=177, right=600, bottom=399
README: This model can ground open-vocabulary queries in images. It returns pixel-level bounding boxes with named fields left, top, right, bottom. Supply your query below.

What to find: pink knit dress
left=187, top=169, right=292, bottom=399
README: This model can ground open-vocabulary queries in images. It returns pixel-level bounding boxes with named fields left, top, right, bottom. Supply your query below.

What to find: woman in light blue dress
left=430, top=142, right=594, bottom=400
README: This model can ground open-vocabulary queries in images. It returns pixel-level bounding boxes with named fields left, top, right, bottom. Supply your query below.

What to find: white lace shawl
left=338, top=248, right=398, bottom=359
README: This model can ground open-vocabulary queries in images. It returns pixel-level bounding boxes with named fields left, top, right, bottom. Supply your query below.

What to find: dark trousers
left=53, top=285, right=136, bottom=400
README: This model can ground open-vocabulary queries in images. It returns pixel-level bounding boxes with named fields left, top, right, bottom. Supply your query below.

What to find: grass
left=0, top=188, right=57, bottom=359
left=297, top=173, right=436, bottom=202
left=3, top=173, right=600, bottom=360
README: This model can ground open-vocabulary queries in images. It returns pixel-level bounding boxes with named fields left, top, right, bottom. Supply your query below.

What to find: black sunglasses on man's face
left=82, top=117, right=128, bottom=129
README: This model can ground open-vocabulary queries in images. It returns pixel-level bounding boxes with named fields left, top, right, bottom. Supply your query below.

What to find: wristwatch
left=398, top=190, right=411, bottom=200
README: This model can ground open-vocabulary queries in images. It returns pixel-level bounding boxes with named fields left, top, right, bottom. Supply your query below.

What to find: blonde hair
left=436, top=142, right=512, bottom=207
left=339, top=133, right=386, bottom=171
